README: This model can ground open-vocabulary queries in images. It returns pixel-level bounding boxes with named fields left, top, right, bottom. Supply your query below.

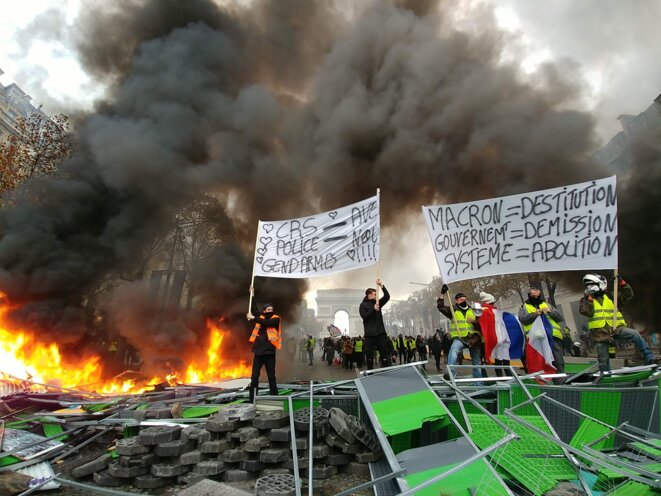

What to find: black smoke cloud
left=1, top=0, right=658, bottom=375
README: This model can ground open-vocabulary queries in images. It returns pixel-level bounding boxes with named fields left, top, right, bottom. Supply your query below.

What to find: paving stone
left=139, top=425, right=182, bottom=445
left=232, top=426, right=259, bottom=442
left=328, top=407, right=357, bottom=444
left=255, top=473, right=297, bottom=495
left=325, top=432, right=360, bottom=453
left=252, top=410, right=290, bottom=430
left=355, top=449, right=383, bottom=463
left=146, top=408, right=173, bottom=419
left=293, top=407, right=329, bottom=432
left=71, top=454, right=111, bottom=478
left=200, top=439, right=232, bottom=453
left=243, top=436, right=271, bottom=452
left=295, top=437, right=307, bottom=450
left=259, top=468, right=293, bottom=477
left=239, top=459, right=265, bottom=472
left=119, top=409, right=148, bottom=420
left=206, top=416, right=240, bottom=433
left=116, top=437, right=150, bottom=456
left=151, top=462, right=190, bottom=477
left=175, top=479, right=253, bottom=496
left=93, top=470, right=121, bottom=487
left=134, top=474, right=174, bottom=489
left=180, top=450, right=203, bottom=465
left=182, top=426, right=209, bottom=442
left=224, top=469, right=253, bottom=482
left=221, top=448, right=248, bottom=463
left=345, top=461, right=370, bottom=476
left=154, top=439, right=195, bottom=457
left=108, top=461, right=148, bottom=478
left=309, top=463, right=337, bottom=479
left=267, top=427, right=291, bottom=443
left=118, top=453, right=158, bottom=468
left=260, top=448, right=290, bottom=464
left=283, top=458, right=309, bottom=470
left=311, top=444, right=330, bottom=459
left=194, top=460, right=228, bottom=476
left=346, top=415, right=380, bottom=452
left=341, top=443, right=361, bottom=454
left=218, top=404, right=257, bottom=421
left=324, top=452, right=352, bottom=465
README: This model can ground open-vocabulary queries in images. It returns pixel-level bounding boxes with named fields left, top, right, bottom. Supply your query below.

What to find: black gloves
left=441, top=284, right=449, bottom=295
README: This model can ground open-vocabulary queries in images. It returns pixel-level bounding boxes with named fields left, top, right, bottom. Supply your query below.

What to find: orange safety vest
left=249, top=314, right=282, bottom=350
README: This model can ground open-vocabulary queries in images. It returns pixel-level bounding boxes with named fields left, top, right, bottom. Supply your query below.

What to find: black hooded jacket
left=359, top=286, right=390, bottom=337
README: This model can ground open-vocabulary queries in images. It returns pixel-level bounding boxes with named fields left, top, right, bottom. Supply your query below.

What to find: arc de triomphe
left=315, top=288, right=365, bottom=337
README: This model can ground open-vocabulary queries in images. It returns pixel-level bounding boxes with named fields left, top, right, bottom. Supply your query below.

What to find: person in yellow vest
left=518, top=287, right=566, bottom=374
left=406, top=336, right=416, bottom=363
left=579, top=274, right=660, bottom=371
left=437, top=285, right=481, bottom=379
left=246, top=303, right=281, bottom=402
left=390, top=336, right=399, bottom=363
left=307, top=335, right=315, bottom=367
left=354, top=336, right=364, bottom=369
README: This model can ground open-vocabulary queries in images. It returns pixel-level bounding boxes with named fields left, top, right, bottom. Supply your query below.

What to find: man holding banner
left=437, top=285, right=483, bottom=380
left=359, top=279, right=392, bottom=370
left=579, top=273, right=660, bottom=371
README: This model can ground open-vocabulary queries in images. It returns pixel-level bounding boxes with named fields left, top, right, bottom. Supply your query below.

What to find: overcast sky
left=1, top=0, right=660, bottom=308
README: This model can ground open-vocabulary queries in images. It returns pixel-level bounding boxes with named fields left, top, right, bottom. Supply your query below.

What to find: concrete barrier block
left=93, top=470, right=121, bottom=487
left=139, top=425, right=182, bottom=445
left=71, top=454, right=111, bottom=478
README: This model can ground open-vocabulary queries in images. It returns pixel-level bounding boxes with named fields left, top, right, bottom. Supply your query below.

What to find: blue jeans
left=448, top=338, right=482, bottom=379
left=595, top=327, right=655, bottom=371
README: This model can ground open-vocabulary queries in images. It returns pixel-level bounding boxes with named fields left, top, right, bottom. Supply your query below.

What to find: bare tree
left=0, top=113, right=72, bottom=201
left=175, top=196, right=234, bottom=310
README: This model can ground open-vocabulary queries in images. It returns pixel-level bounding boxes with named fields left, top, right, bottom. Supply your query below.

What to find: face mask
left=586, top=284, right=600, bottom=295
left=263, top=311, right=274, bottom=319
left=528, top=296, right=542, bottom=305
left=457, top=301, right=468, bottom=310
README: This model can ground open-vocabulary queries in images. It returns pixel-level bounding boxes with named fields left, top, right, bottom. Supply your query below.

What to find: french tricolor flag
left=525, top=315, right=557, bottom=374
left=481, top=305, right=526, bottom=363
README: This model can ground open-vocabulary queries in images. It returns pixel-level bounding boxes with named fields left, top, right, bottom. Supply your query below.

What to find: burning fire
left=0, top=293, right=250, bottom=395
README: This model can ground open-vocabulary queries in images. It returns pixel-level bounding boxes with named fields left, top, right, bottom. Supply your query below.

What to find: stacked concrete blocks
left=72, top=402, right=382, bottom=492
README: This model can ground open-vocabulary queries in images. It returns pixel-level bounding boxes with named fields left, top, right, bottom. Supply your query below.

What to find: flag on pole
left=253, top=195, right=380, bottom=279
left=327, top=324, right=343, bottom=337
left=525, top=315, right=557, bottom=374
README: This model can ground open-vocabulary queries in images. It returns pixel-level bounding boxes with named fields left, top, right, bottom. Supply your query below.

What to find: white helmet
left=583, top=273, right=607, bottom=292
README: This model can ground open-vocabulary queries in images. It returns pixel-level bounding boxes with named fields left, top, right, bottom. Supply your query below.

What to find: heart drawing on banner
left=328, top=211, right=337, bottom=219
left=263, top=224, right=274, bottom=234
left=346, top=249, right=356, bottom=261
left=257, top=247, right=267, bottom=256
left=259, top=236, right=272, bottom=246
left=256, top=257, right=263, bottom=264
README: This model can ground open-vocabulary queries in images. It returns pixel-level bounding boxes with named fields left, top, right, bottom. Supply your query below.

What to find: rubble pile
left=68, top=403, right=382, bottom=492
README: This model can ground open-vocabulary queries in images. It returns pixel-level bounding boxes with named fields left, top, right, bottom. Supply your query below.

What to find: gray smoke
left=2, top=0, right=657, bottom=376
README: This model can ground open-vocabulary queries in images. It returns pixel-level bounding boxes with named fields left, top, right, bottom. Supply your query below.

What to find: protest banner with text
left=423, top=176, right=617, bottom=283
left=253, top=194, right=379, bottom=279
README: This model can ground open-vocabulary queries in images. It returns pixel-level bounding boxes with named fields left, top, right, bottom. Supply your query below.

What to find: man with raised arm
left=360, top=279, right=391, bottom=370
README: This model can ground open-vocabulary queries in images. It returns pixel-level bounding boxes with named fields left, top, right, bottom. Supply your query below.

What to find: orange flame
left=0, top=293, right=249, bottom=395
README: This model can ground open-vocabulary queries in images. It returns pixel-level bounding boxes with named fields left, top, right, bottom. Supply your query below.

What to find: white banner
left=253, top=194, right=379, bottom=279
left=423, top=177, right=618, bottom=283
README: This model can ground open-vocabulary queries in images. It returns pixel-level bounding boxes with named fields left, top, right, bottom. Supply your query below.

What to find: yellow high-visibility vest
left=588, top=295, right=626, bottom=330
left=450, top=309, right=475, bottom=339
left=522, top=303, right=563, bottom=339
